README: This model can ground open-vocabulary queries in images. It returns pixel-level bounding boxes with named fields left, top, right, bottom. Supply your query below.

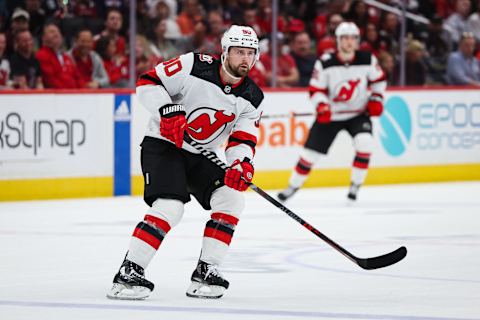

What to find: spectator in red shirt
left=287, top=18, right=305, bottom=35
left=94, top=8, right=126, bottom=56
left=317, top=14, right=343, bottom=56
left=256, top=0, right=287, bottom=35
left=242, top=6, right=262, bottom=38
left=70, top=0, right=99, bottom=18
left=260, top=32, right=299, bottom=87
left=36, top=23, right=84, bottom=89
left=248, top=60, right=267, bottom=87
left=69, top=29, right=109, bottom=88
left=95, top=35, right=129, bottom=88
left=311, top=1, right=339, bottom=41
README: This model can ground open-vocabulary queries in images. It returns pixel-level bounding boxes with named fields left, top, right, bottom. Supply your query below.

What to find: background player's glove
left=224, top=158, right=254, bottom=192
left=159, top=104, right=187, bottom=148
left=316, top=102, right=331, bottom=123
left=366, top=94, right=383, bottom=116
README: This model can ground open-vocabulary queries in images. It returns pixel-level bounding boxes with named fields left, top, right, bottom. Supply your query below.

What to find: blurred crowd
left=1, top=0, right=480, bottom=90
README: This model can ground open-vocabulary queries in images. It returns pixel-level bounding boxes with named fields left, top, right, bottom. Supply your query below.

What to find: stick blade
left=357, top=246, right=407, bottom=270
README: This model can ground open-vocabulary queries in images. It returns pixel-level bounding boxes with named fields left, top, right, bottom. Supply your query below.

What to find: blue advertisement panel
left=114, top=94, right=131, bottom=196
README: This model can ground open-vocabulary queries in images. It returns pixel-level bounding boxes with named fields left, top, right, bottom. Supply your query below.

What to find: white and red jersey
left=0, top=58, right=10, bottom=88
left=309, top=51, right=386, bottom=121
left=136, top=52, right=264, bottom=165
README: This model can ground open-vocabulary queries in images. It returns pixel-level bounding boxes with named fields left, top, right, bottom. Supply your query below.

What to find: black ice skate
left=347, top=183, right=360, bottom=201
left=277, top=186, right=299, bottom=202
left=107, top=259, right=154, bottom=300
left=186, top=260, right=229, bottom=299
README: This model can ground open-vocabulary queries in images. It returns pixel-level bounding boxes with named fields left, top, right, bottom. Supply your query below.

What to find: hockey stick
left=261, top=109, right=366, bottom=119
left=184, top=135, right=407, bottom=270
left=261, top=112, right=314, bottom=119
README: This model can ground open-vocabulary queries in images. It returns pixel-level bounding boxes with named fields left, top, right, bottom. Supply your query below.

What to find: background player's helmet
left=221, top=25, right=260, bottom=67
left=335, top=22, right=360, bottom=40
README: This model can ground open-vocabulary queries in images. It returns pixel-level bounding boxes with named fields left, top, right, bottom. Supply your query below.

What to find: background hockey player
left=278, top=22, right=386, bottom=202
left=107, top=25, right=264, bottom=300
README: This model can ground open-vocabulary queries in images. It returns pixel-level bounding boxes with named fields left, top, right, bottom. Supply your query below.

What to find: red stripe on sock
left=353, top=161, right=369, bottom=169
left=295, top=165, right=311, bottom=175
left=299, top=157, right=312, bottom=167
left=211, top=212, right=239, bottom=225
left=144, top=214, right=171, bottom=233
left=356, top=152, right=371, bottom=159
left=132, top=228, right=161, bottom=249
left=204, top=227, right=233, bottom=245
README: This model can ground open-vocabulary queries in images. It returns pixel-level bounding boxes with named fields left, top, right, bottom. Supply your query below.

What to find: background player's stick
left=260, top=112, right=314, bottom=119
left=184, top=135, right=407, bottom=270
left=261, top=109, right=364, bottom=119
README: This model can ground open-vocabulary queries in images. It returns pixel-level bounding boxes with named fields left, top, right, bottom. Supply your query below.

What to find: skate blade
left=106, top=283, right=151, bottom=300
left=186, top=281, right=225, bottom=299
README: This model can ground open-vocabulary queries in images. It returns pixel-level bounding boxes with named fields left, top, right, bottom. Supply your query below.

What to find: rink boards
left=1, top=88, right=479, bottom=200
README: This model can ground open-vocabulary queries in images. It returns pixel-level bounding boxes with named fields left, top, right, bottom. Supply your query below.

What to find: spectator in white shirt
left=444, top=0, right=472, bottom=44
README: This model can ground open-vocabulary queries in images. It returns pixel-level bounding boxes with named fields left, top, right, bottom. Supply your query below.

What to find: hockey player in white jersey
left=278, top=22, right=386, bottom=202
left=107, top=25, right=264, bottom=300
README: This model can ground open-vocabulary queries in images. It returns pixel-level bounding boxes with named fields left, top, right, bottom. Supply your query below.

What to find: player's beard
left=227, top=60, right=250, bottom=78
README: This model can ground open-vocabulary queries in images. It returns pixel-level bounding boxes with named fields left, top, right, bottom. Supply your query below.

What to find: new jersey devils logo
left=333, top=79, right=360, bottom=102
left=187, top=108, right=235, bottom=144
left=199, top=54, right=213, bottom=64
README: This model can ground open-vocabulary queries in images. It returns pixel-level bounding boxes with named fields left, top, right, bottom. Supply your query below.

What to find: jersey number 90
left=163, top=57, right=183, bottom=77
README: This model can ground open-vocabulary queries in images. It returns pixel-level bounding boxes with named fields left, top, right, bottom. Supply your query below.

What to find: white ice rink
left=1, top=182, right=479, bottom=320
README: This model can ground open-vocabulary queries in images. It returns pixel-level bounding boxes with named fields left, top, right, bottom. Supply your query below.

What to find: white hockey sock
left=126, top=214, right=171, bottom=269
left=351, top=152, right=370, bottom=186
left=200, top=212, right=238, bottom=265
left=126, top=237, right=157, bottom=269
left=351, top=167, right=368, bottom=186
left=289, top=157, right=313, bottom=188
left=200, top=238, right=229, bottom=265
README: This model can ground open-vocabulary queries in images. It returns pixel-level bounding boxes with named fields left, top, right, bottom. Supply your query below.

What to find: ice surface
left=1, top=182, right=479, bottom=320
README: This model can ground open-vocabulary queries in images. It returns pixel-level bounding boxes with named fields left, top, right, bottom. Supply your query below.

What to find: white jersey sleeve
left=367, top=54, right=387, bottom=97
left=225, top=100, right=263, bottom=166
left=308, top=58, right=329, bottom=106
left=155, top=53, right=194, bottom=96
left=136, top=53, right=194, bottom=119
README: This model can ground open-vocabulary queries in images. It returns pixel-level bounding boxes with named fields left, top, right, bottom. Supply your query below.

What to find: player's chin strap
left=220, top=52, right=257, bottom=82
left=183, top=133, right=407, bottom=271
left=220, top=53, right=243, bottom=81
